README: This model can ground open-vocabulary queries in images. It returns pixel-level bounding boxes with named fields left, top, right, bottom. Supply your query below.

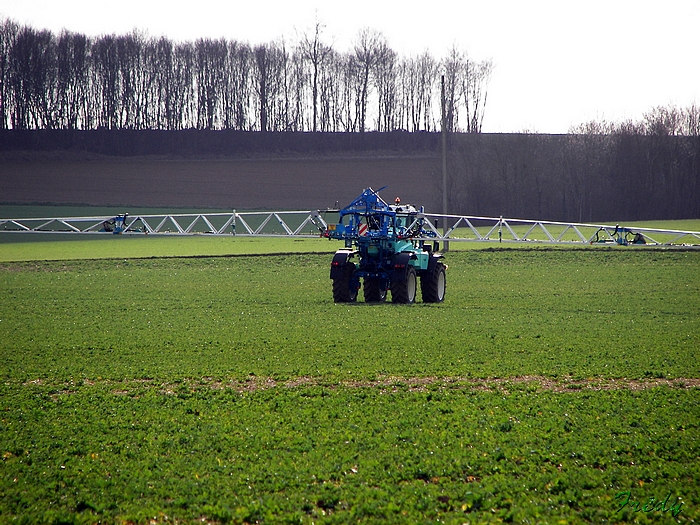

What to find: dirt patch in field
left=0, top=154, right=441, bottom=211
left=20, top=376, right=700, bottom=395
left=280, top=376, right=700, bottom=394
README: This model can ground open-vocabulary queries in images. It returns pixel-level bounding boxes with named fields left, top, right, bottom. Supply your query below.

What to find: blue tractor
left=325, top=187, right=446, bottom=304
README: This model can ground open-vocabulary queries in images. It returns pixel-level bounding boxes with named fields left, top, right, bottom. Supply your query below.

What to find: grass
left=0, top=235, right=335, bottom=262
left=1, top=244, right=699, bottom=523
left=2, top=382, right=697, bottom=524
left=2, top=250, right=699, bottom=381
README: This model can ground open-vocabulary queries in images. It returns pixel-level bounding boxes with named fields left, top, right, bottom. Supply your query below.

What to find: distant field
left=1, top=248, right=699, bottom=523
left=3, top=250, right=698, bottom=381
left=0, top=235, right=337, bottom=262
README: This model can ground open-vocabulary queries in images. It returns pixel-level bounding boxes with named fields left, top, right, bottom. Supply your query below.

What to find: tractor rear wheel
left=333, top=262, right=358, bottom=303
left=364, top=278, right=387, bottom=302
left=421, top=261, right=446, bottom=303
left=391, top=266, right=417, bottom=304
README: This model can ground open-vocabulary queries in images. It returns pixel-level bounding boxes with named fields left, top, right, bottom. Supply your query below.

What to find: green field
left=0, top=235, right=336, bottom=262
left=1, top=241, right=699, bottom=523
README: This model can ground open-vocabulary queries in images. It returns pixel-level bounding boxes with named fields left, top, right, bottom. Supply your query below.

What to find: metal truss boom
left=0, top=211, right=329, bottom=237
left=2, top=210, right=699, bottom=247
left=419, top=214, right=700, bottom=247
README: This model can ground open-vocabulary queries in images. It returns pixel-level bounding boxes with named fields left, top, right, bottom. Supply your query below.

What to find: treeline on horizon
left=2, top=18, right=698, bottom=137
left=0, top=18, right=493, bottom=134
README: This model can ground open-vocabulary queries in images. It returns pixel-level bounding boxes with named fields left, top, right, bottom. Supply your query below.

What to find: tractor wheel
left=333, top=262, right=358, bottom=303
left=421, top=261, right=446, bottom=303
left=364, top=278, right=387, bottom=302
left=391, top=266, right=417, bottom=304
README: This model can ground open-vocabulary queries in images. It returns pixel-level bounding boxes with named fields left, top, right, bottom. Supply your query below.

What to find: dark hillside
left=1, top=131, right=698, bottom=220
left=0, top=154, right=440, bottom=211
left=0, top=130, right=439, bottom=158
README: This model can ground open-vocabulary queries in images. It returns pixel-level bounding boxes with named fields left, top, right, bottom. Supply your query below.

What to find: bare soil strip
left=21, top=376, right=700, bottom=396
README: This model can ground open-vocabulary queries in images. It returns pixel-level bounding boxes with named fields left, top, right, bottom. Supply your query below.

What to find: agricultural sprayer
left=324, top=187, right=446, bottom=304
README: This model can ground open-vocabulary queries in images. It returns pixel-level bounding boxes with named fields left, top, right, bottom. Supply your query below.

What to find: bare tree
left=140, top=36, right=166, bottom=129
left=440, top=47, right=492, bottom=133
left=277, top=40, right=292, bottom=131
left=398, top=56, right=418, bottom=131
left=149, top=37, right=172, bottom=129
left=33, top=30, right=58, bottom=129
left=440, top=46, right=461, bottom=132
left=9, top=26, right=58, bottom=129
left=353, top=28, right=384, bottom=132
left=339, top=51, right=359, bottom=132
left=319, top=49, right=347, bottom=131
left=56, top=30, right=89, bottom=129
left=195, top=38, right=227, bottom=129
left=117, top=31, right=147, bottom=128
left=92, top=34, right=120, bottom=128
left=253, top=43, right=286, bottom=131
left=271, top=39, right=291, bottom=131
left=9, top=26, right=33, bottom=128
left=682, top=103, right=700, bottom=136
left=461, top=58, right=492, bottom=133
left=299, top=20, right=333, bottom=132
left=288, top=47, right=307, bottom=131
left=0, top=19, right=19, bottom=129
left=643, top=105, right=683, bottom=136
left=172, top=42, right=196, bottom=129
left=373, top=39, right=397, bottom=131
left=399, top=51, right=437, bottom=131
left=220, top=41, right=250, bottom=130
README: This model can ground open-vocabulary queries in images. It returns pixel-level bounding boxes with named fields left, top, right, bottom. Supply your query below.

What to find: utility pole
left=441, top=75, right=449, bottom=251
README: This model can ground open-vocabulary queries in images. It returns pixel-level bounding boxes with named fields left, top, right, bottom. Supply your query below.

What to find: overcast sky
left=2, top=0, right=698, bottom=133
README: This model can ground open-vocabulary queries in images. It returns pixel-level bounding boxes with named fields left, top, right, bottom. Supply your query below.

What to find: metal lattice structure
left=420, top=214, right=700, bottom=247
left=0, top=211, right=330, bottom=237
left=1, top=210, right=699, bottom=247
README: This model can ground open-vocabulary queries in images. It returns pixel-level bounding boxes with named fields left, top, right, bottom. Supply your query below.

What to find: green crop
left=1, top=248, right=699, bottom=523
left=0, top=235, right=336, bottom=262
left=1, top=250, right=698, bottom=382
left=1, top=382, right=698, bottom=524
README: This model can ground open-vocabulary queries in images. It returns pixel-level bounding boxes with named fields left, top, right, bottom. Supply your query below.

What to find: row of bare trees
left=570, top=104, right=700, bottom=137
left=0, top=18, right=493, bottom=133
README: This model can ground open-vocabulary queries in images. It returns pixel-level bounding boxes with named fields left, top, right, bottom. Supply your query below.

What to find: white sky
left=2, top=0, right=698, bottom=133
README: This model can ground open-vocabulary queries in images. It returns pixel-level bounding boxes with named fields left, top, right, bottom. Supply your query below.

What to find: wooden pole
left=441, top=75, right=449, bottom=251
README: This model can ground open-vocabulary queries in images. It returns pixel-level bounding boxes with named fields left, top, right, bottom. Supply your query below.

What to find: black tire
left=364, top=278, right=387, bottom=302
left=421, top=261, right=446, bottom=303
left=332, top=262, right=358, bottom=303
left=391, top=266, right=417, bottom=304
